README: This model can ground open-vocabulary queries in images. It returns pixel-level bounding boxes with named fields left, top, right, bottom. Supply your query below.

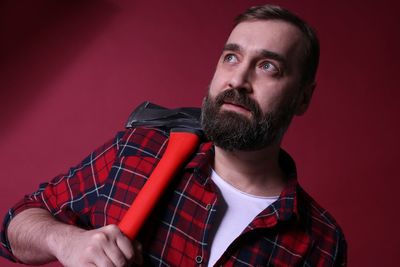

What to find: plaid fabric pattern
left=1, top=127, right=346, bottom=266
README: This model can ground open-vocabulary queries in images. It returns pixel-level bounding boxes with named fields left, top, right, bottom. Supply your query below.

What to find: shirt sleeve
left=0, top=131, right=125, bottom=262
left=335, top=232, right=348, bottom=267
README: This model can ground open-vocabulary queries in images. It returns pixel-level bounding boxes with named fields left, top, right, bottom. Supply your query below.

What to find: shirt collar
left=185, top=141, right=214, bottom=185
left=185, top=143, right=301, bottom=229
left=248, top=150, right=300, bottom=230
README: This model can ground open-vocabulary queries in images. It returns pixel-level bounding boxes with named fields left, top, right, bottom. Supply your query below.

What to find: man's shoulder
left=116, top=127, right=170, bottom=158
left=296, top=187, right=347, bottom=264
left=297, top=187, right=346, bottom=242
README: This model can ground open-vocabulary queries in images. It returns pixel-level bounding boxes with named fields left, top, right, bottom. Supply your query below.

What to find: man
left=1, top=4, right=346, bottom=267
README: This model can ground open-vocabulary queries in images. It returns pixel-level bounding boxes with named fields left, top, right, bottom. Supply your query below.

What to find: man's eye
left=261, top=62, right=278, bottom=73
left=223, top=54, right=238, bottom=63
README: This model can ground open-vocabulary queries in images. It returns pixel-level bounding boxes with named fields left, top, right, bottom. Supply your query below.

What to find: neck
left=213, top=144, right=286, bottom=197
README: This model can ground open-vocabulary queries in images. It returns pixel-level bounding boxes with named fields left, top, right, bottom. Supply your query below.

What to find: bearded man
left=1, top=5, right=346, bottom=267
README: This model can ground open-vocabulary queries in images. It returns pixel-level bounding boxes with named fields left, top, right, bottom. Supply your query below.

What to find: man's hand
left=7, top=208, right=143, bottom=266
left=54, top=224, right=143, bottom=267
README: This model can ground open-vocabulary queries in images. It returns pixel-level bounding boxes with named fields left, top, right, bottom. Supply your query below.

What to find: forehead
left=226, top=20, right=305, bottom=62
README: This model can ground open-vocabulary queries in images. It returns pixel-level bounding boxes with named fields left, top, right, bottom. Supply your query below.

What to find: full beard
left=201, top=88, right=296, bottom=151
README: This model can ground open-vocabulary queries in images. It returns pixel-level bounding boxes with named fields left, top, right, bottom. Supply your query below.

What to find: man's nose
left=228, top=65, right=253, bottom=93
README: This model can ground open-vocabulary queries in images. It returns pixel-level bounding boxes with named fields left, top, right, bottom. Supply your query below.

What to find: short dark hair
left=235, top=5, right=319, bottom=86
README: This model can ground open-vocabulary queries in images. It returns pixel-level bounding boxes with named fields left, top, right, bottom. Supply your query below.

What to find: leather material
left=125, top=101, right=203, bottom=137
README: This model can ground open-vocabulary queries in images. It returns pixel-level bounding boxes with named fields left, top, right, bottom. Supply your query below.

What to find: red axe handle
left=118, top=131, right=200, bottom=240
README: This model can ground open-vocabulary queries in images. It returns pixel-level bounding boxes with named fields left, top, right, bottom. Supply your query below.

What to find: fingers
left=100, top=225, right=143, bottom=266
left=115, top=235, right=134, bottom=260
left=83, top=231, right=119, bottom=267
left=56, top=224, right=143, bottom=267
left=102, top=241, right=128, bottom=267
left=113, top=226, right=143, bottom=265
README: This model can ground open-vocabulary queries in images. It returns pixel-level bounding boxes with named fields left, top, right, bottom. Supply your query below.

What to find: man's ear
left=294, top=82, right=316, bottom=116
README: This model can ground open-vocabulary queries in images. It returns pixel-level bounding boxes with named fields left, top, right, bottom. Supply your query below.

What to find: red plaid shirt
left=1, top=127, right=346, bottom=266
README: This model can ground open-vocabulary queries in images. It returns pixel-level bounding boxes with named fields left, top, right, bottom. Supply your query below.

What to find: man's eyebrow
left=258, top=49, right=287, bottom=66
left=223, top=43, right=242, bottom=52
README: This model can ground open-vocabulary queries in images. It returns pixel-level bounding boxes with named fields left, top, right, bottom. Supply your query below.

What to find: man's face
left=202, top=20, right=312, bottom=151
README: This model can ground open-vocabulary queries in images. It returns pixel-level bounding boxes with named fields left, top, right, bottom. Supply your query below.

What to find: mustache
left=214, top=88, right=262, bottom=117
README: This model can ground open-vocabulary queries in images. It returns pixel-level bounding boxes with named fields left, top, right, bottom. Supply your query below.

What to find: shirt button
left=206, top=204, right=212, bottom=211
left=195, top=255, right=203, bottom=264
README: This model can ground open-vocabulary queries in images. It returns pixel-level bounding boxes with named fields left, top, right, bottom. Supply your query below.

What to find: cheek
left=252, top=83, right=282, bottom=112
left=208, top=70, right=226, bottom=97
left=253, top=79, right=300, bottom=113
left=258, top=96, right=280, bottom=114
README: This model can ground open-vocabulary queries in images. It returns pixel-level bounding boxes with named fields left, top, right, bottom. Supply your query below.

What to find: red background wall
left=1, top=1, right=399, bottom=266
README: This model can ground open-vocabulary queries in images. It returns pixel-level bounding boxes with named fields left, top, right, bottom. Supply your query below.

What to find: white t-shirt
left=208, top=170, right=278, bottom=267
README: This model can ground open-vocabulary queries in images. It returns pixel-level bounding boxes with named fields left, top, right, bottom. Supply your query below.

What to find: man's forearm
left=7, top=208, right=82, bottom=265
left=7, top=208, right=143, bottom=266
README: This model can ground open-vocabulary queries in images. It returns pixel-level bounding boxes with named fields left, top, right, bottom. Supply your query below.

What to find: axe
left=118, top=102, right=203, bottom=240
